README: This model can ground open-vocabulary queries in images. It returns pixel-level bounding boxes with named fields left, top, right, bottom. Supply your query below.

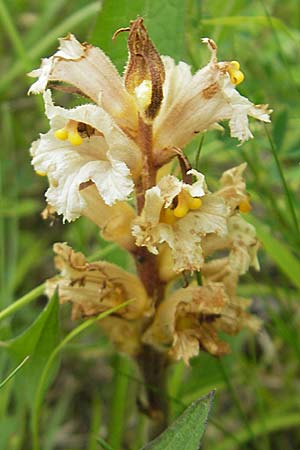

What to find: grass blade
left=0, top=283, right=45, bottom=322
left=0, top=356, right=30, bottom=389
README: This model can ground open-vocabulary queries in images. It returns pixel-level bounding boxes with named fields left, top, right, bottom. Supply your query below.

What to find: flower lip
left=30, top=91, right=142, bottom=221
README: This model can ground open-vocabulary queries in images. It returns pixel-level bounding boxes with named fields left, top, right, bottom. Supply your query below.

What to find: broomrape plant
left=28, top=17, right=271, bottom=436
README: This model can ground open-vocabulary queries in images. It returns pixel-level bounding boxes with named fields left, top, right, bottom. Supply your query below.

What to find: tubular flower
left=132, top=170, right=229, bottom=273
left=79, top=184, right=137, bottom=251
left=30, top=91, right=142, bottom=222
left=100, top=316, right=145, bottom=356
left=152, top=39, right=271, bottom=164
left=28, top=22, right=271, bottom=176
left=202, top=214, right=260, bottom=276
left=29, top=18, right=267, bottom=368
left=46, top=243, right=151, bottom=320
left=143, top=283, right=260, bottom=365
left=217, top=163, right=251, bottom=214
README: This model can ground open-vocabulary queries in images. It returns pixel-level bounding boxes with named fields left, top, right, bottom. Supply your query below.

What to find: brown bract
left=122, top=17, right=165, bottom=122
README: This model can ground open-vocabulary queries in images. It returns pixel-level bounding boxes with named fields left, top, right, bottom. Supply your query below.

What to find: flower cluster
left=29, top=18, right=269, bottom=364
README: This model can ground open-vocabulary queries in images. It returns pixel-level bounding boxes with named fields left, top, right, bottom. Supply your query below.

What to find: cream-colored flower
left=217, top=163, right=251, bottom=213
left=153, top=39, right=271, bottom=163
left=29, top=25, right=271, bottom=171
left=30, top=91, right=142, bottom=222
left=201, top=257, right=261, bottom=335
left=202, top=214, right=260, bottom=275
left=132, top=171, right=229, bottom=273
left=79, top=184, right=136, bottom=251
left=28, top=33, right=137, bottom=133
left=46, top=243, right=151, bottom=320
left=143, top=283, right=259, bottom=364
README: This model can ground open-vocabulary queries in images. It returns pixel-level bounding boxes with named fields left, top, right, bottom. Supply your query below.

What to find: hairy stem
left=137, top=117, right=156, bottom=203
left=133, top=115, right=169, bottom=440
left=137, top=345, right=169, bottom=439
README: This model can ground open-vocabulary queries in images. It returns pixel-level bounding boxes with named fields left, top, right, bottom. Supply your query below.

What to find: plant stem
left=133, top=113, right=169, bottom=440
left=137, top=345, right=169, bottom=439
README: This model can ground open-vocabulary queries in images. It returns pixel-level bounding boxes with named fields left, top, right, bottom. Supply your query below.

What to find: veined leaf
left=142, top=390, right=215, bottom=450
left=5, top=290, right=60, bottom=409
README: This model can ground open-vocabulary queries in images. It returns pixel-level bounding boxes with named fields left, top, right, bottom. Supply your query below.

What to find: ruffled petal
left=153, top=39, right=271, bottom=153
left=132, top=173, right=228, bottom=272
left=43, top=90, right=142, bottom=178
left=28, top=34, right=137, bottom=133
left=31, top=133, right=134, bottom=221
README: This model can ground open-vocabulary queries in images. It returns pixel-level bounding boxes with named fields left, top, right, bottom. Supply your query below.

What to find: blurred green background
left=0, top=0, right=300, bottom=449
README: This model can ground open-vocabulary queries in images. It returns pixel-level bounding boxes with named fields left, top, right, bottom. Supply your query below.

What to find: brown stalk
left=133, top=112, right=169, bottom=439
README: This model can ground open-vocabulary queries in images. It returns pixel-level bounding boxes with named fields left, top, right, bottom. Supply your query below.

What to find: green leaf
left=247, top=216, right=300, bottom=289
left=91, top=0, right=186, bottom=71
left=142, top=390, right=215, bottom=450
left=5, top=290, right=60, bottom=409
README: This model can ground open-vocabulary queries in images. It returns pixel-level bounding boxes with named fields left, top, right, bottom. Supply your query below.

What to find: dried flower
left=143, top=282, right=260, bottom=364
left=46, top=243, right=151, bottom=320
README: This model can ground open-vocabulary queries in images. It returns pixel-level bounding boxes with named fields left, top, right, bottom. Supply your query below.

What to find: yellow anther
left=134, top=79, right=152, bottom=111
left=172, top=191, right=202, bottom=219
left=160, top=207, right=176, bottom=225
left=228, top=61, right=244, bottom=86
left=68, top=131, right=83, bottom=146
left=54, top=128, right=68, bottom=141
left=35, top=170, right=46, bottom=177
left=187, top=196, right=202, bottom=210
left=173, top=192, right=189, bottom=218
left=239, top=199, right=251, bottom=214
left=54, top=120, right=83, bottom=146
left=230, top=61, right=240, bottom=70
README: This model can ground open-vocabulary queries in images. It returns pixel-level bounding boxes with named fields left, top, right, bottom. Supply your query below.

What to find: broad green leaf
left=248, top=216, right=300, bottom=289
left=5, top=290, right=60, bottom=409
left=91, top=0, right=187, bottom=71
left=142, top=390, right=215, bottom=450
